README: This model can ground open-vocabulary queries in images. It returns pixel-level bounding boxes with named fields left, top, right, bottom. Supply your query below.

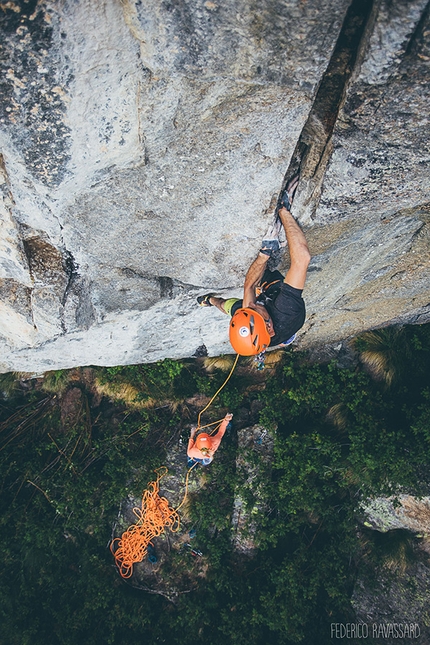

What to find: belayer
left=197, top=176, right=311, bottom=356
left=187, top=413, right=233, bottom=467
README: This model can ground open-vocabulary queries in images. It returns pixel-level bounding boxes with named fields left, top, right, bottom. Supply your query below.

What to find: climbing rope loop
left=110, top=467, right=180, bottom=578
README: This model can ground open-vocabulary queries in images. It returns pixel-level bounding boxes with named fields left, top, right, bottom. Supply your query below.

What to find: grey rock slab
left=0, top=293, right=234, bottom=372
left=1, top=0, right=429, bottom=371
left=361, top=495, right=430, bottom=534
left=0, top=0, right=350, bottom=371
left=280, top=206, right=430, bottom=349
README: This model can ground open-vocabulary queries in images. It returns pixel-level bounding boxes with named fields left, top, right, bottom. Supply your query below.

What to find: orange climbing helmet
left=195, top=433, right=212, bottom=450
left=229, top=308, right=270, bottom=356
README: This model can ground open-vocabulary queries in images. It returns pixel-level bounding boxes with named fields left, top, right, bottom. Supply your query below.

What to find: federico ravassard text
left=331, top=623, right=420, bottom=639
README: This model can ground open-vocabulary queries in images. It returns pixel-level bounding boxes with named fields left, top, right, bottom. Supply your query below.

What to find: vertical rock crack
left=279, top=0, right=375, bottom=220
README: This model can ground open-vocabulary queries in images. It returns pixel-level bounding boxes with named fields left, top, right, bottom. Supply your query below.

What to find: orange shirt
left=187, top=417, right=230, bottom=463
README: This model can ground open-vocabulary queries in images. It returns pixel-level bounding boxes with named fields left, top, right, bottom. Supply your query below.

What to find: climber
left=187, top=413, right=233, bottom=467
left=197, top=176, right=311, bottom=356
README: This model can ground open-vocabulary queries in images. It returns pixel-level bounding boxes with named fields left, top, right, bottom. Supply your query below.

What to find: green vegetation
left=0, top=324, right=429, bottom=644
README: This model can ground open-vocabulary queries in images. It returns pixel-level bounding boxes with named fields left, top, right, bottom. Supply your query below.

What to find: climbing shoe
left=197, top=293, right=214, bottom=307
left=260, top=239, right=281, bottom=256
left=280, top=190, right=292, bottom=211
left=280, top=174, right=299, bottom=211
left=280, top=333, right=296, bottom=347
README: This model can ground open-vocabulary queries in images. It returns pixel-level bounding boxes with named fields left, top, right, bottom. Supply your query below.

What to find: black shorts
left=266, top=282, right=305, bottom=346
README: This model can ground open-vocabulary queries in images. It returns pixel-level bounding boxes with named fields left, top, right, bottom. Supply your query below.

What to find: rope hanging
left=196, top=353, right=239, bottom=429
left=111, top=355, right=240, bottom=578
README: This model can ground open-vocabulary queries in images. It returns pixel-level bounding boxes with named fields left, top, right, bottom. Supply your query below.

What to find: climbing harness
left=111, top=355, right=240, bottom=578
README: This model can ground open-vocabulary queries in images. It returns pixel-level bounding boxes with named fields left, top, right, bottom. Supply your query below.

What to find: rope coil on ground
left=110, top=467, right=179, bottom=578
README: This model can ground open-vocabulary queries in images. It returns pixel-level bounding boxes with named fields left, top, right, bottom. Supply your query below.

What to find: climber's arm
left=187, top=427, right=199, bottom=458
left=210, top=413, right=233, bottom=452
left=242, top=252, right=270, bottom=307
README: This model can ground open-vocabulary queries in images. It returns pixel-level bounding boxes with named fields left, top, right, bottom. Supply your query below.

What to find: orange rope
left=196, top=354, right=239, bottom=429
left=197, top=418, right=223, bottom=431
left=110, top=467, right=179, bottom=578
left=175, top=460, right=199, bottom=512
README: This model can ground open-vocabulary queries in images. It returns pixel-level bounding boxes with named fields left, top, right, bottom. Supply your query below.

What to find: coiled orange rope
left=110, top=467, right=179, bottom=578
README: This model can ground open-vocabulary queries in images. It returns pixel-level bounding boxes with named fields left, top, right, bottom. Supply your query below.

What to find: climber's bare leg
left=278, top=207, right=311, bottom=290
left=207, top=296, right=229, bottom=314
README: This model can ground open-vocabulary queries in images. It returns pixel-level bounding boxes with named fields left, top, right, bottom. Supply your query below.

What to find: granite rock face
left=362, top=495, right=430, bottom=534
left=0, top=0, right=429, bottom=372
